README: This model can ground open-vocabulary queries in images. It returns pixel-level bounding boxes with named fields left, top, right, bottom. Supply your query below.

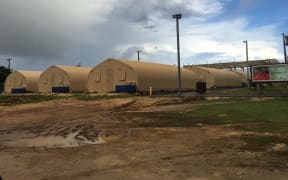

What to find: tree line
left=0, top=66, right=11, bottom=91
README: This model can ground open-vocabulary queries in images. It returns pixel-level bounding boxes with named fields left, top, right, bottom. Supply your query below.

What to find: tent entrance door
left=106, top=69, right=114, bottom=92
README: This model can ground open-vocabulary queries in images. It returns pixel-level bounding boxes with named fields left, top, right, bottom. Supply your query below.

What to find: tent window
left=59, top=76, right=64, bottom=84
left=43, top=77, right=47, bottom=84
left=13, top=79, right=17, bottom=86
left=18, top=79, right=22, bottom=86
left=119, top=70, right=126, bottom=81
left=95, top=71, right=101, bottom=82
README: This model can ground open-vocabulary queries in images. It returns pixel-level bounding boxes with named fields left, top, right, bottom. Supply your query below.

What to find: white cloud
left=107, top=14, right=284, bottom=66
left=146, top=17, right=284, bottom=65
left=0, top=0, right=284, bottom=70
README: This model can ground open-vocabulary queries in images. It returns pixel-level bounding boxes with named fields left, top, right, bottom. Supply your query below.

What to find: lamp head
left=172, top=14, right=182, bottom=19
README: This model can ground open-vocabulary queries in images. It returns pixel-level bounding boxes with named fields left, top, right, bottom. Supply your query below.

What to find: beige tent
left=229, top=70, right=248, bottom=85
left=185, top=66, right=243, bottom=88
left=4, top=70, right=42, bottom=93
left=87, top=58, right=200, bottom=93
left=38, top=65, right=91, bottom=93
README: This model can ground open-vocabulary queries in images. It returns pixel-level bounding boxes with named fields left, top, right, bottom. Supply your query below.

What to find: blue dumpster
left=115, top=84, right=136, bottom=93
left=52, top=86, right=70, bottom=93
left=12, top=88, right=26, bottom=94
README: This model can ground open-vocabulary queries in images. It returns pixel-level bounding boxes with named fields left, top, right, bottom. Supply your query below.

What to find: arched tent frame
left=87, top=58, right=200, bottom=93
left=4, top=70, right=42, bottom=93
left=38, top=65, right=91, bottom=93
left=185, top=66, right=243, bottom=88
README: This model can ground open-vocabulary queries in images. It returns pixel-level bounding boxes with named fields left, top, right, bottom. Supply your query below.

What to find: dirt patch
left=271, top=143, right=287, bottom=152
left=0, top=97, right=288, bottom=180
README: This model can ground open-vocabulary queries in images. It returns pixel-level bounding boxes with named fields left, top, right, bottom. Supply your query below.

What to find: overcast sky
left=0, top=0, right=287, bottom=70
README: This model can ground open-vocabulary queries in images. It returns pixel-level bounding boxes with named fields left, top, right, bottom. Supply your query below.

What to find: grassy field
left=136, top=98, right=288, bottom=156
left=139, top=98, right=288, bottom=131
left=0, top=93, right=287, bottom=162
left=206, top=83, right=288, bottom=95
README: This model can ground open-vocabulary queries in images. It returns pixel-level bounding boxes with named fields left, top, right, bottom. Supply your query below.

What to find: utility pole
left=172, top=13, right=182, bottom=97
left=243, top=40, right=249, bottom=87
left=137, top=50, right=141, bottom=62
left=7, top=58, right=11, bottom=71
left=282, top=33, right=287, bottom=64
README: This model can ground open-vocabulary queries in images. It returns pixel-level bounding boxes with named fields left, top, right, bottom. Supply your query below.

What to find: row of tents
left=4, top=58, right=247, bottom=94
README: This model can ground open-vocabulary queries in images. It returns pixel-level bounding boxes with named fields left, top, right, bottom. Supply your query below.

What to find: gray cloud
left=120, top=46, right=144, bottom=59
left=0, top=0, right=226, bottom=70
left=109, top=0, right=224, bottom=24
left=0, top=0, right=83, bottom=59
left=184, top=52, right=226, bottom=65
left=144, top=25, right=157, bottom=29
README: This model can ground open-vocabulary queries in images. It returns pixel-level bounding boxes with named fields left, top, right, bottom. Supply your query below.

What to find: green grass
left=136, top=98, right=288, bottom=156
left=206, top=84, right=288, bottom=95
left=0, top=94, right=65, bottom=106
left=137, top=98, right=288, bottom=133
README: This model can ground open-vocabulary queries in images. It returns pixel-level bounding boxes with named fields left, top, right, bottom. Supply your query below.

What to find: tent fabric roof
left=41, top=65, right=92, bottom=92
left=91, top=58, right=200, bottom=92
left=185, top=66, right=242, bottom=79
left=106, top=58, right=198, bottom=79
left=15, top=70, right=42, bottom=81
left=228, top=70, right=248, bottom=82
left=4, top=70, right=42, bottom=92
left=52, top=65, right=92, bottom=76
left=185, top=66, right=243, bottom=87
left=46, top=65, right=92, bottom=81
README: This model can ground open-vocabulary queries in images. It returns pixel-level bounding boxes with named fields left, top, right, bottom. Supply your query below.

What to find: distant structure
left=186, top=59, right=280, bottom=70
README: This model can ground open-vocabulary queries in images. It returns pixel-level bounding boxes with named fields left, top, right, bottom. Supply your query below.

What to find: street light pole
left=282, top=33, right=287, bottom=64
left=172, top=13, right=182, bottom=97
left=7, top=58, right=11, bottom=71
left=243, top=40, right=249, bottom=87
left=137, top=50, right=141, bottom=62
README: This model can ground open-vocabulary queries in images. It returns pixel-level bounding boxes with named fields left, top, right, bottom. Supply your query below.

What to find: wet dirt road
left=0, top=97, right=287, bottom=180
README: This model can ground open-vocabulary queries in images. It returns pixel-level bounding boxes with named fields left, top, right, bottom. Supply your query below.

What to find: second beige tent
left=87, top=58, right=200, bottom=93
left=38, top=65, right=91, bottom=93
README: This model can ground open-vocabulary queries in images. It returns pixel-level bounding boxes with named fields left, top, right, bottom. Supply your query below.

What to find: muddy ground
left=0, top=97, right=287, bottom=180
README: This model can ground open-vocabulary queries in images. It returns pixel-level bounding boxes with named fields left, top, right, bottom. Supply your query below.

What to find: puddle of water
left=195, top=123, right=204, bottom=126
left=5, top=132, right=105, bottom=148
left=271, top=143, right=287, bottom=151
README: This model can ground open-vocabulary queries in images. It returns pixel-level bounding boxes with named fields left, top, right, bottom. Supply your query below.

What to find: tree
left=0, top=66, right=11, bottom=90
